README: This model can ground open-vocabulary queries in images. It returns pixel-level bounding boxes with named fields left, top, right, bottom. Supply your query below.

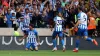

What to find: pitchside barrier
left=0, top=28, right=100, bottom=50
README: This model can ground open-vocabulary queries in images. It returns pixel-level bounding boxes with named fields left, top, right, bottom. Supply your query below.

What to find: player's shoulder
left=81, top=12, right=87, bottom=15
left=32, top=29, right=38, bottom=33
left=26, top=29, right=30, bottom=32
left=32, top=29, right=38, bottom=35
left=78, top=12, right=87, bottom=17
left=57, top=16, right=62, bottom=20
left=54, top=16, right=58, bottom=21
left=54, top=16, right=56, bottom=19
left=54, top=16, right=62, bottom=21
left=55, top=16, right=61, bottom=18
left=77, top=12, right=82, bottom=16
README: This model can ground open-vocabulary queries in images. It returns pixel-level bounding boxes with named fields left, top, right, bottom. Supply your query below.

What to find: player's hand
left=50, top=28, right=53, bottom=31
left=71, top=27, right=74, bottom=30
left=71, top=21, right=74, bottom=24
left=51, top=29, right=53, bottom=31
left=38, top=43, right=40, bottom=47
left=19, top=39, right=22, bottom=41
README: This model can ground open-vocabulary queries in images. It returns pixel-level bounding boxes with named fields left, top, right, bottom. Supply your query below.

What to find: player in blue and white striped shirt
left=73, top=7, right=98, bottom=52
left=19, top=24, right=40, bottom=51
left=51, top=12, right=65, bottom=52
left=17, top=17, right=29, bottom=33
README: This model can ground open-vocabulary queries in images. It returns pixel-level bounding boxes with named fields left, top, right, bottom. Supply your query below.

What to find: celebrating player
left=51, top=12, right=65, bottom=52
left=72, top=7, right=98, bottom=52
left=13, top=16, right=29, bottom=34
left=19, top=17, right=29, bottom=33
left=19, top=24, right=40, bottom=51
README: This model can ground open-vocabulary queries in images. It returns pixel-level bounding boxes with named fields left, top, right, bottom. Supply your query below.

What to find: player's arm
left=43, top=0, right=48, bottom=5
left=36, top=34, right=40, bottom=44
left=19, top=31, right=28, bottom=41
left=35, top=30, right=40, bottom=44
left=74, top=13, right=81, bottom=28
left=74, top=20, right=80, bottom=28
left=50, top=24, right=53, bottom=31
left=19, top=34, right=28, bottom=41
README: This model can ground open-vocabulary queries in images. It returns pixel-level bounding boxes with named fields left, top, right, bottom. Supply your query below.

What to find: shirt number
left=57, top=20, right=62, bottom=25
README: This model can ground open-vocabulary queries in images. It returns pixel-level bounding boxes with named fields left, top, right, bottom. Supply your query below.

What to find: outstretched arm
left=19, top=31, right=28, bottom=41
left=36, top=34, right=40, bottom=44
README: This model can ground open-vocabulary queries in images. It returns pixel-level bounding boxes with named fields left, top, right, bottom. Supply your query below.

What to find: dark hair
left=65, top=4, right=69, bottom=6
left=25, top=8, right=29, bottom=11
left=20, top=17, right=24, bottom=19
left=56, top=11, right=62, bottom=15
left=78, top=7, right=83, bottom=11
left=29, top=24, right=34, bottom=28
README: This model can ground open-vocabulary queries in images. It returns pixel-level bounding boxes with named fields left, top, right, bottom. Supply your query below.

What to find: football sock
left=61, top=39, right=64, bottom=47
left=76, top=39, right=80, bottom=49
left=53, top=39, right=56, bottom=48
left=86, top=37, right=92, bottom=42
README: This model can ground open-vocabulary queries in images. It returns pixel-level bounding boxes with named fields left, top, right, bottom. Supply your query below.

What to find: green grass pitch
left=0, top=50, right=100, bottom=56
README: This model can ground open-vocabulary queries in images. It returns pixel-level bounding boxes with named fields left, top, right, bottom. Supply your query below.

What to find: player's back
left=77, top=12, right=88, bottom=29
left=54, top=16, right=63, bottom=32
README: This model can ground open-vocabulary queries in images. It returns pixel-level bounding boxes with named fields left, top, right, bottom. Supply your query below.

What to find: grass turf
left=0, top=50, right=100, bottom=56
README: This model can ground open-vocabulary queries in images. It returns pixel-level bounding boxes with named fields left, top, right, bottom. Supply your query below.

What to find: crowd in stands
left=0, top=0, right=100, bottom=36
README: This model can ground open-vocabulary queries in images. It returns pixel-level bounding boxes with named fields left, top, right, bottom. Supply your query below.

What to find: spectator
left=39, top=0, right=48, bottom=13
left=56, top=1, right=63, bottom=13
left=61, top=0, right=67, bottom=7
left=11, top=12, right=16, bottom=28
left=63, top=4, right=70, bottom=27
left=31, top=10, right=42, bottom=28
left=41, top=10, right=48, bottom=27
left=89, top=0, right=95, bottom=9
left=0, top=0, right=2, bottom=6
left=30, top=12, right=35, bottom=25
left=0, top=0, right=100, bottom=30
left=47, top=5, right=54, bottom=26
left=20, top=7, right=25, bottom=17
left=49, top=0, right=56, bottom=9
left=16, top=6, right=21, bottom=19
left=5, top=9, right=12, bottom=28
left=36, top=10, right=43, bottom=28
left=0, top=9, right=7, bottom=27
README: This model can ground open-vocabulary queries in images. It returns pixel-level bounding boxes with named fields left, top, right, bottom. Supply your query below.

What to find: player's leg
left=73, top=29, right=81, bottom=52
left=58, top=31, right=65, bottom=52
left=25, top=43, right=31, bottom=51
left=83, top=29, right=98, bottom=46
left=73, top=36, right=80, bottom=52
left=29, top=46, right=34, bottom=51
left=31, top=43, right=38, bottom=51
left=52, top=31, right=57, bottom=51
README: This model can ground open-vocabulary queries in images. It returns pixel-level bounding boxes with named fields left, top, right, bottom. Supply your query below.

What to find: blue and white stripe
left=55, top=25, right=62, bottom=32
left=27, top=37, right=36, bottom=43
left=77, top=12, right=88, bottom=30
left=19, top=21, right=29, bottom=31
left=21, top=12, right=25, bottom=16
left=29, top=13, right=33, bottom=20
left=78, top=24, right=87, bottom=29
left=54, top=16, right=63, bottom=32
left=27, top=31, right=37, bottom=43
